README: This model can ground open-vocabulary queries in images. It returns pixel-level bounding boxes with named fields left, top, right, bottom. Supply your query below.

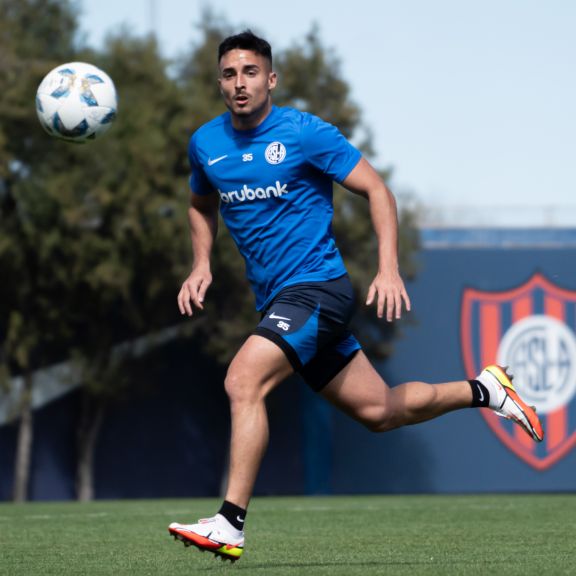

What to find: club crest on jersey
left=265, top=141, right=286, bottom=165
left=461, top=273, right=576, bottom=470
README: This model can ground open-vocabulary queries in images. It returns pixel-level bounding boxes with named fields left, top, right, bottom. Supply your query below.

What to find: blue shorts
left=253, top=275, right=362, bottom=391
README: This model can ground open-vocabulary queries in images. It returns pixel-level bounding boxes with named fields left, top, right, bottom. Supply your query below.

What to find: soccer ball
left=35, top=61, right=118, bottom=143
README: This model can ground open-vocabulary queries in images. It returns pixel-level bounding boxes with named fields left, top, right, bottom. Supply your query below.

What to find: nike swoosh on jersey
left=207, top=155, right=228, bottom=166
left=268, top=312, right=291, bottom=321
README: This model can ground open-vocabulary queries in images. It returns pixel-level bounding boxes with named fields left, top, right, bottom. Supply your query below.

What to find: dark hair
left=218, top=30, right=273, bottom=66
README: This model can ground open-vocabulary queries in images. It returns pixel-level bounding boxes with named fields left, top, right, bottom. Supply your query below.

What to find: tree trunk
left=76, top=393, right=105, bottom=502
left=12, top=371, right=33, bottom=502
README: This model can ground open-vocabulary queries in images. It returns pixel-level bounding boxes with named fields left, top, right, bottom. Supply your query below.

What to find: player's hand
left=365, top=270, right=411, bottom=321
left=178, top=267, right=212, bottom=316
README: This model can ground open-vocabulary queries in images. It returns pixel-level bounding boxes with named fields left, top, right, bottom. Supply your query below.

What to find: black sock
left=218, top=500, right=247, bottom=531
left=469, top=379, right=490, bottom=407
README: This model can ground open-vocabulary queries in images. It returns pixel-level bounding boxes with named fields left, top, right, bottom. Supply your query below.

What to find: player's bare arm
left=342, top=157, right=411, bottom=321
left=177, top=192, right=219, bottom=316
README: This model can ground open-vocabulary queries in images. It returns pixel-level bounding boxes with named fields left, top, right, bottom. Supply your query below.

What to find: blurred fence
left=402, top=200, right=576, bottom=229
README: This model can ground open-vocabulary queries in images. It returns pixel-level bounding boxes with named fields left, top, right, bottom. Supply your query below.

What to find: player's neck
left=231, top=100, right=273, bottom=131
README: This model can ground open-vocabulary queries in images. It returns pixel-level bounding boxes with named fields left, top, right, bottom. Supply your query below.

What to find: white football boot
left=477, top=364, right=544, bottom=442
left=169, top=513, right=244, bottom=562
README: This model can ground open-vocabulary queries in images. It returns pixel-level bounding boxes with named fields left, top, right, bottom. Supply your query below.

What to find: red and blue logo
left=461, top=273, right=576, bottom=470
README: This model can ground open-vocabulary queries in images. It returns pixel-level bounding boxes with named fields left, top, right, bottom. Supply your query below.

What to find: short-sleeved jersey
left=188, top=105, right=362, bottom=311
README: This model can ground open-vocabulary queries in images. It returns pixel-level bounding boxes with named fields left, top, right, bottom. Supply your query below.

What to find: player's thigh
left=319, top=350, right=392, bottom=424
left=226, top=334, right=294, bottom=399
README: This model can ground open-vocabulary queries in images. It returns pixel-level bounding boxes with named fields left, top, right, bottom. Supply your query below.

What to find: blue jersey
left=188, top=106, right=362, bottom=311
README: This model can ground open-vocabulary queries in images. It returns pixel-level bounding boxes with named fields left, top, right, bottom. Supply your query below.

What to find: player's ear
left=268, top=71, right=277, bottom=91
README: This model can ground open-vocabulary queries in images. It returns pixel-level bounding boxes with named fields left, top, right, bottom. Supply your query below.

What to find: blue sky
left=78, top=0, right=576, bottom=226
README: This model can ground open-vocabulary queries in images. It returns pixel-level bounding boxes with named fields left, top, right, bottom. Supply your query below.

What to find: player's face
left=218, top=49, right=277, bottom=130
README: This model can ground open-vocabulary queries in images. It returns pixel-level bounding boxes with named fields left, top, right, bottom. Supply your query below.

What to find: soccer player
left=168, top=31, right=543, bottom=562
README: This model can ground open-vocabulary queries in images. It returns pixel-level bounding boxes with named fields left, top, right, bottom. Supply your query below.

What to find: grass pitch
left=0, top=494, right=574, bottom=575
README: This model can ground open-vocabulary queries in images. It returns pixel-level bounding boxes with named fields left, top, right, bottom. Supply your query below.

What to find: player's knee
left=358, top=405, right=397, bottom=433
left=224, top=369, right=262, bottom=406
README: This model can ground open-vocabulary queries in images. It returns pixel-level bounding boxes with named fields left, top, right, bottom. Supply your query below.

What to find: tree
left=0, top=1, right=192, bottom=500
left=64, top=32, right=193, bottom=500
left=0, top=0, right=83, bottom=502
left=274, top=25, right=363, bottom=141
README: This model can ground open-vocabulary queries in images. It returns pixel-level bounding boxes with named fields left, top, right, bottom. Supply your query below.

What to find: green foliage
left=0, top=0, right=84, bottom=380
left=275, top=25, right=361, bottom=140
left=177, top=9, right=230, bottom=126
left=0, top=1, right=196, bottom=498
left=0, top=1, right=190, bottom=393
left=0, top=0, right=79, bottom=172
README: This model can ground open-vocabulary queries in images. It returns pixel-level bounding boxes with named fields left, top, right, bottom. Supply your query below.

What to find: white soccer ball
left=35, top=61, right=118, bottom=143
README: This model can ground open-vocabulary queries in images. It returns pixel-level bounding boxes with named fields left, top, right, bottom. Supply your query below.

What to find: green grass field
left=0, top=494, right=574, bottom=575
